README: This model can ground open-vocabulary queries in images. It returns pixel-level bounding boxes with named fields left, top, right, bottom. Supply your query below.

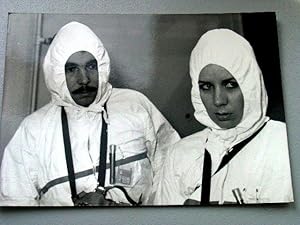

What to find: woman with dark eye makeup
left=153, top=29, right=294, bottom=205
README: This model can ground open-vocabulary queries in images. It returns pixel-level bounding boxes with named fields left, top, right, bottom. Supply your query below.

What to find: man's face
left=65, top=51, right=98, bottom=107
left=198, top=64, right=244, bottom=129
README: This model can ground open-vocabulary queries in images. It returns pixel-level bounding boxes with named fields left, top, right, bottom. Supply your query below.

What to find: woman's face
left=198, top=64, right=244, bottom=129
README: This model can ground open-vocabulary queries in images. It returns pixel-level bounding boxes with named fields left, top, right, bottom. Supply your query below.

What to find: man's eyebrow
left=65, top=62, right=78, bottom=67
left=86, top=59, right=97, bottom=64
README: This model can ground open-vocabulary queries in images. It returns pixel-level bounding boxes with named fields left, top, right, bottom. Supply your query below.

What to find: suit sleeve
left=260, top=122, right=294, bottom=203
left=0, top=120, right=39, bottom=206
left=135, top=92, right=180, bottom=203
left=152, top=145, right=188, bottom=205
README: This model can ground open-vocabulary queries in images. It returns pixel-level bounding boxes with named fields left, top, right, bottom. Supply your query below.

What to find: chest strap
left=200, top=149, right=211, bottom=205
left=37, top=151, right=147, bottom=199
left=200, top=122, right=267, bottom=205
left=61, top=105, right=107, bottom=201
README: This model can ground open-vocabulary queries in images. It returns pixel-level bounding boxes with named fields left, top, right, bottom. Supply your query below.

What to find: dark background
left=242, top=12, right=285, bottom=121
left=0, top=13, right=285, bottom=158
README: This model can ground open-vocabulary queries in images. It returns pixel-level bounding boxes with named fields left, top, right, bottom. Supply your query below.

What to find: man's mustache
left=72, top=86, right=98, bottom=94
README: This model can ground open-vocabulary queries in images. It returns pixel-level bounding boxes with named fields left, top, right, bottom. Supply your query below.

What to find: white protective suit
left=0, top=22, right=180, bottom=206
left=154, top=29, right=294, bottom=205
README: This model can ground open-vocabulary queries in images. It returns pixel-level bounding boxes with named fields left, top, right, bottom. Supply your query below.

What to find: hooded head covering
left=43, top=21, right=112, bottom=113
left=190, top=29, right=269, bottom=148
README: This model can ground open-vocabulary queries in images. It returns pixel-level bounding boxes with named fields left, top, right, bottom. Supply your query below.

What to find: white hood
left=190, top=29, right=269, bottom=147
left=43, top=21, right=112, bottom=113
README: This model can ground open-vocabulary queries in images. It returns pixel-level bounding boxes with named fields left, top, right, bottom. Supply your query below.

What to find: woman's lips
left=215, top=112, right=232, bottom=121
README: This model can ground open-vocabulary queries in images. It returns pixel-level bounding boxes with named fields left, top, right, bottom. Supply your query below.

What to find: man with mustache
left=64, top=51, right=99, bottom=107
left=0, top=22, right=180, bottom=206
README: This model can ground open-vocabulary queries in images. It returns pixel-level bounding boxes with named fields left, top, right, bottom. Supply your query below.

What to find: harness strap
left=214, top=122, right=267, bottom=175
left=61, top=104, right=107, bottom=201
left=200, top=122, right=267, bottom=204
left=98, top=105, right=107, bottom=187
left=200, top=149, right=211, bottom=205
left=38, top=150, right=147, bottom=198
left=61, top=106, right=77, bottom=200
left=104, top=185, right=142, bottom=206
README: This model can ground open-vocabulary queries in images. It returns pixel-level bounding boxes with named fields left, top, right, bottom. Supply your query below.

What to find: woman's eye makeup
left=223, top=79, right=239, bottom=88
left=198, top=78, right=239, bottom=91
left=198, top=82, right=212, bottom=90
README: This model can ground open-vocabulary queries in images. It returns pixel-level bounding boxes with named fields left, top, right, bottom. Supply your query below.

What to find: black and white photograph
left=0, top=12, right=294, bottom=206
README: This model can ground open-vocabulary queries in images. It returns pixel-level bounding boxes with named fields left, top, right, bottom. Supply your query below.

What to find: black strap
left=61, top=107, right=77, bottom=200
left=38, top=151, right=148, bottom=198
left=200, top=122, right=267, bottom=204
left=104, top=185, right=142, bottom=206
left=98, top=105, right=108, bottom=187
left=200, top=149, right=211, bottom=205
left=61, top=105, right=108, bottom=201
left=214, top=122, right=267, bottom=174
